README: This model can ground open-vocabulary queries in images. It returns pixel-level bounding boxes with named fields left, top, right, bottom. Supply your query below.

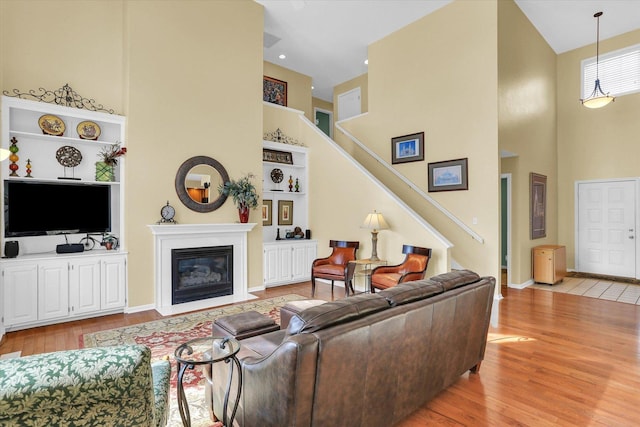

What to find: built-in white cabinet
left=1, top=253, right=127, bottom=331
left=0, top=96, right=127, bottom=339
left=262, top=139, right=316, bottom=286
left=264, top=241, right=317, bottom=287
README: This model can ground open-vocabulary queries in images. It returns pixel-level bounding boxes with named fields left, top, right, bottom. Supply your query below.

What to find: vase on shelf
left=238, top=205, right=250, bottom=223
left=95, top=161, right=115, bottom=182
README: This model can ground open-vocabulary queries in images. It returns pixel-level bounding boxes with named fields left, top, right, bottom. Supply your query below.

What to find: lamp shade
left=0, top=148, right=10, bottom=162
left=361, top=210, right=389, bottom=231
left=581, top=12, right=615, bottom=109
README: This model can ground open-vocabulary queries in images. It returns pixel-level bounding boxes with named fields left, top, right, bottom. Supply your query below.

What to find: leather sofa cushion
left=286, top=293, right=389, bottom=335
left=428, top=269, right=480, bottom=291
left=378, top=280, right=443, bottom=306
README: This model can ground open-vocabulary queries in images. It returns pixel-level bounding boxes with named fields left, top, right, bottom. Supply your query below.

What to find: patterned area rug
left=530, top=276, right=640, bottom=305
left=82, top=294, right=306, bottom=427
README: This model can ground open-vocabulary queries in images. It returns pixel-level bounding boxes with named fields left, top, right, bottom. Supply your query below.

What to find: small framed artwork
left=278, top=200, right=293, bottom=226
left=262, top=199, right=272, bottom=226
left=428, top=158, right=468, bottom=192
left=262, top=148, right=293, bottom=164
left=391, top=132, right=424, bottom=164
left=530, top=173, right=547, bottom=239
left=263, top=76, right=287, bottom=106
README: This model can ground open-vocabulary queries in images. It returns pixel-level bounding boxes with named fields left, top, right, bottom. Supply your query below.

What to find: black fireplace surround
left=171, top=245, right=233, bottom=305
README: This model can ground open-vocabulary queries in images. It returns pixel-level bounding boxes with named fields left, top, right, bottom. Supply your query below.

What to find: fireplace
left=172, top=245, right=233, bottom=304
left=148, top=223, right=256, bottom=316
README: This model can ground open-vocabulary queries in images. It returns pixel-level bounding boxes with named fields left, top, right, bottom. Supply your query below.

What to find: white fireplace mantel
left=148, top=223, right=256, bottom=316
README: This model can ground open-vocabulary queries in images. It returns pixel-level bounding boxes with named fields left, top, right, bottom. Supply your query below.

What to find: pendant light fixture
left=581, top=11, right=615, bottom=109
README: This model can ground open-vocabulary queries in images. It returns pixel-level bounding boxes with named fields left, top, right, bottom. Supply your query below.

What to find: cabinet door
left=101, top=256, right=126, bottom=310
left=291, top=243, right=316, bottom=281
left=2, top=264, right=38, bottom=326
left=38, top=261, right=69, bottom=321
left=277, top=245, right=293, bottom=282
left=69, top=258, right=101, bottom=315
left=263, top=246, right=280, bottom=285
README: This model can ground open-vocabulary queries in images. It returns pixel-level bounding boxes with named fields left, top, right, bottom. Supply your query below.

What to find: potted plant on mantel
left=218, top=172, right=259, bottom=223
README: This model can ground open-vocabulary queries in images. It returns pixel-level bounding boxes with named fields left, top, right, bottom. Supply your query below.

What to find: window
left=582, top=43, right=640, bottom=98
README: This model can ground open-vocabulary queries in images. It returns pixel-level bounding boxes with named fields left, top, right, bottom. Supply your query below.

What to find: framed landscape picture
left=263, top=76, right=287, bottom=106
left=391, top=132, right=424, bottom=164
left=428, top=158, right=468, bottom=192
left=278, top=200, right=293, bottom=226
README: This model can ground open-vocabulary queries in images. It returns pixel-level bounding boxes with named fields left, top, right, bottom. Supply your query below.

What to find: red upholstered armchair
left=311, top=240, right=359, bottom=297
left=370, top=245, right=432, bottom=292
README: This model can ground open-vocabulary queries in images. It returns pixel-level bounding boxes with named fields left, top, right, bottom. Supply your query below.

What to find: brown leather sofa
left=206, top=269, right=495, bottom=427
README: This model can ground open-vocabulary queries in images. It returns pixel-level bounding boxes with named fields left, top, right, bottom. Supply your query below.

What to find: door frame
left=313, top=107, right=333, bottom=138
left=501, top=173, right=512, bottom=295
left=574, top=177, right=640, bottom=279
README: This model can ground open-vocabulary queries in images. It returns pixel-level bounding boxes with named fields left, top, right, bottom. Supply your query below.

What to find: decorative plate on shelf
left=270, top=168, right=284, bottom=183
left=77, top=121, right=101, bottom=140
left=38, top=114, right=66, bottom=136
left=56, top=145, right=83, bottom=168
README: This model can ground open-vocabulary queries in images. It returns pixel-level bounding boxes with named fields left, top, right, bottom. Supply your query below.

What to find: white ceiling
left=256, top=0, right=640, bottom=103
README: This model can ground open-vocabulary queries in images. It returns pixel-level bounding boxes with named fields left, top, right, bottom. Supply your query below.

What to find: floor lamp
left=361, top=210, right=389, bottom=261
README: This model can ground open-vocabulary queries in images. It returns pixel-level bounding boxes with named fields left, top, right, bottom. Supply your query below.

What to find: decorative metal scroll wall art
left=2, top=83, right=115, bottom=114
left=263, top=128, right=304, bottom=147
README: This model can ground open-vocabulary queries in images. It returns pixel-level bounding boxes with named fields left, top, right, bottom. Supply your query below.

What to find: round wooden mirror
left=175, top=156, right=229, bottom=212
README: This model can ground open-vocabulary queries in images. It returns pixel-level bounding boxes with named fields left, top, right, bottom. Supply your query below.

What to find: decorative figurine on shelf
left=8, top=137, right=19, bottom=177
left=276, top=228, right=282, bottom=240
left=295, top=178, right=300, bottom=192
left=25, top=159, right=33, bottom=178
left=288, top=175, right=293, bottom=192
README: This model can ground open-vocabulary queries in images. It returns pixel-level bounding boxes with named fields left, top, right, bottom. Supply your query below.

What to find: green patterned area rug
left=82, top=294, right=306, bottom=427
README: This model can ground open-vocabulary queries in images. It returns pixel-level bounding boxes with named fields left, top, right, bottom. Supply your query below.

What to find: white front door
left=576, top=179, right=637, bottom=278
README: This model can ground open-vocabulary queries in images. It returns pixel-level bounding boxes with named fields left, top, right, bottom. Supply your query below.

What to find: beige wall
left=557, top=29, right=640, bottom=270
left=263, top=61, right=312, bottom=120
left=264, top=105, right=450, bottom=277
left=334, top=1, right=500, bottom=282
left=312, top=97, right=333, bottom=114
left=1, top=0, right=264, bottom=309
left=498, top=0, right=557, bottom=285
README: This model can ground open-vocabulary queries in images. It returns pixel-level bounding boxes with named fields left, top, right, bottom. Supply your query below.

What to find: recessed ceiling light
left=311, top=86, right=314, bottom=90
left=279, top=54, right=286, bottom=59
left=364, top=59, right=368, bottom=65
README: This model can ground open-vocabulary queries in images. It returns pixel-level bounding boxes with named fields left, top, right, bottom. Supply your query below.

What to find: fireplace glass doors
left=171, top=245, right=233, bottom=304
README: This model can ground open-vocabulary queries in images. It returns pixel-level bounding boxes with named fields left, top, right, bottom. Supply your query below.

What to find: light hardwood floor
left=2, top=281, right=640, bottom=426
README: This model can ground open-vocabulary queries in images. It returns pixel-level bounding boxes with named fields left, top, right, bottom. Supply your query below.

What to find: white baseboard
left=508, top=279, right=534, bottom=289
left=125, top=303, right=155, bottom=314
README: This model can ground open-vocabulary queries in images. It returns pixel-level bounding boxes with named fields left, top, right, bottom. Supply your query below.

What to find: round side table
left=174, top=337, right=241, bottom=427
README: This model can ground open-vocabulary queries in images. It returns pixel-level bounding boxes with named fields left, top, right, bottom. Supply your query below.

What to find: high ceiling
left=256, top=0, right=640, bottom=102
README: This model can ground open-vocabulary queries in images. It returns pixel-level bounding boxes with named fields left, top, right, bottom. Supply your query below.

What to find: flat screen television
left=4, top=180, right=111, bottom=237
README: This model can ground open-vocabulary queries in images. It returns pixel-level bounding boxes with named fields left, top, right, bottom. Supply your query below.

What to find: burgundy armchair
left=370, top=245, right=432, bottom=292
left=311, top=240, right=359, bottom=297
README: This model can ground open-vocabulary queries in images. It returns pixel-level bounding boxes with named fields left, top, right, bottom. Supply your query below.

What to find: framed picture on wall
left=427, top=158, right=468, bottom=192
left=263, top=76, right=287, bottom=106
left=262, top=199, right=272, bottom=226
left=530, top=173, right=547, bottom=239
left=278, top=200, right=293, bottom=225
left=391, top=132, right=424, bottom=164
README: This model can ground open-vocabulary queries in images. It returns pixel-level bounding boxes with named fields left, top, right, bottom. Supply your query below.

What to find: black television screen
left=4, top=180, right=111, bottom=237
